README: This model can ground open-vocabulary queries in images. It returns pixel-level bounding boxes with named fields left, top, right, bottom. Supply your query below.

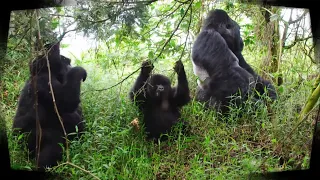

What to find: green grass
left=1, top=50, right=318, bottom=179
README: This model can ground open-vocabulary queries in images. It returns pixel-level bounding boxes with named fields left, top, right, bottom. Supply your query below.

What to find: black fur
left=202, top=9, right=277, bottom=100
left=192, top=28, right=257, bottom=114
left=12, top=42, right=87, bottom=170
left=129, top=60, right=191, bottom=141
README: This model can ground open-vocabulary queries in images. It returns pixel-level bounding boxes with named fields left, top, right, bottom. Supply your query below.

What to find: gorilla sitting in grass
left=191, top=9, right=277, bottom=114
left=129, top=60, right=191, bottom=141
left=192, top=9, right=277, bottom=114
left=12, top=42, right=87, bottom=170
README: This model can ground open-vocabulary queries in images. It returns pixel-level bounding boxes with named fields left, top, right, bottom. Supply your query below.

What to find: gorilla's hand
left=141, top=60, right=154, bottom=75
left=174, top=60, right=184, bottom=74
left=67, top=67, right=87, bottom=82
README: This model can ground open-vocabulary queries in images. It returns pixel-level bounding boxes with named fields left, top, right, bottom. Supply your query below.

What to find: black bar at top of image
left=0, top=0, right=319, bottom=179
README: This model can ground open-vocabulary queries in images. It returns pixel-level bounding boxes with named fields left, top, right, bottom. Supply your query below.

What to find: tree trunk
left=262, top=5, right=282, bottom=85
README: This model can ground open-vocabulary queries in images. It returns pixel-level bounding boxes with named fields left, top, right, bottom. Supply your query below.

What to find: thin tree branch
left=44, top=48, right=70, bottom=161
left=81, top=0, right=194, bottom=95
left=49, top=162, right=101, bottom=180
left=11, top=27, right=31, bottom=52
left=104, top=0, right=157, bottom=5
left=142, top=1, right=180, bottom=36
left=81, top=68, right=140, bottom=95
left=288, top=10, right=308, bottom=25
left=153, top=0, right=194, bottom=62
left=178, top=2, right=192, bottom=62
left=283, top=36, right=313, bottom=49
left=34, top=9, right=42, bottom=169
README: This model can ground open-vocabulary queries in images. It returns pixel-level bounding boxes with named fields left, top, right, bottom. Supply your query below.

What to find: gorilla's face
left=204, top=9, right=243, bottom=52
left=147, top=75, right=172, bottom=100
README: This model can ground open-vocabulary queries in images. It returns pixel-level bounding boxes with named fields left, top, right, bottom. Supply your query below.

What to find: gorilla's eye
left=226, top=24, right=232, bottom=29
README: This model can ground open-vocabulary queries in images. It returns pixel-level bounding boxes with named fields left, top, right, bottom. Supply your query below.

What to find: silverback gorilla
left=202, top=9, right=277, bottom=100
left=191, top=9, right=277, bottom=114
left=192, top=27, right=257, bottom=114
left=129, top=60, right=190, bottom=141
left=12, top=42, right=87, bottom=170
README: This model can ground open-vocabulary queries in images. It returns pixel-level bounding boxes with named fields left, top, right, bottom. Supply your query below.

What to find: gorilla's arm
left=234, top=52, right=257, bottom=76
left=192, top=29, right=233, bottom=77
left=129, top=64, right=152, bottom=106
left=36, top=67, right=86, bottom=113
left=173, top=61, right=190, bottom=107
left=235, top=53, right=277, bottom=100
left=255, top=78, right=278, bottom=100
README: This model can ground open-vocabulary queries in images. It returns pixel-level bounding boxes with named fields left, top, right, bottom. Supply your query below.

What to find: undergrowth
left=1, top=49, right=318, bottom=179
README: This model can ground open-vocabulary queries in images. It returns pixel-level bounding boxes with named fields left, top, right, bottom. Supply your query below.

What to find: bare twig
left=57, top=27, right=80, bottom=42
left=153, top=0, right=194, bottom=61
left=175, top=0, right=191, bottom=4
left=44, top=48, right=70, bottom=161
left=178, top=2, right=192, bottom=62
left=11, top=27, right=31, bottom=52
left=81, top=68, right=140, bottom=95
left=67, top=162, right=101, bottom=180
left=103, top=0, right=157, bottom=5
left=283, top=36, right=313, bottom=49
left=288, top=9, right=308, bottom=24
left=49, top=162, right=101, bottom=180
left=142, top=1, right=181, bottom=36
left=34, top=9, right=42, bottom=169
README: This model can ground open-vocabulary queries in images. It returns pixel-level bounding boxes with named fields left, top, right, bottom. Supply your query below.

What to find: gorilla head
left=147, top=74, right=172, bottom=101
left=203, top=9, right=243, bottom=52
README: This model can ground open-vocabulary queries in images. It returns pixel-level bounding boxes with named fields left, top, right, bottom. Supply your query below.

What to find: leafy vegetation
left=1, top=0, right=319, bottom=179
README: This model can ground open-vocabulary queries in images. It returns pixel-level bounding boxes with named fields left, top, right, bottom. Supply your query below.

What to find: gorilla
left=192, top=9, right=277, bottom=105
left=12, top=42, right=87, bottom=170
left=192, top=26, right=257, bottom=114
left=129, top=60, right=191, bottom=141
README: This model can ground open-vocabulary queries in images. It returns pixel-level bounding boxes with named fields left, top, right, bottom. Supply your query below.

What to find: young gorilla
left=129, top=60, right=191, bottom=141
left=12, top=42, right=87, bottom=171
left=193, top=9, right=277, bottom=101
left=192, top=26, right=257, bottom=114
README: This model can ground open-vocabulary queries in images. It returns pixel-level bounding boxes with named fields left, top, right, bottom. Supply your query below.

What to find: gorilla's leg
left=36, top=130, right=65, bottom=171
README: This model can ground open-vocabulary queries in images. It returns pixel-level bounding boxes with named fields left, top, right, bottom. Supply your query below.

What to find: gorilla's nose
left=157, top=84, right=164, bottom=91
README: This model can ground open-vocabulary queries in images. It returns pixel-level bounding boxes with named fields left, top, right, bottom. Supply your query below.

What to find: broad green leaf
left=180, top=8, right=185, bottom=17
left=148, top=51, right=154, bottom=59
left=195, top=1, right=201, bottom=9
left=51, top=19, right=59, bottom=29
left=278, top=86, right=284, bottom=93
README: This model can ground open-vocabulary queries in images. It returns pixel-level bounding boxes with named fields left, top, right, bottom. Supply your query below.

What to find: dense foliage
left=1, top=0, right=319, bottom=179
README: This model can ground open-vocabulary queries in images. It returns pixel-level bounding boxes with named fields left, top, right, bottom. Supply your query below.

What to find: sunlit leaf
left=195, top=1, right=201, bottom=9
left=180, top=8, right=185, bottom=17
left=51, top=19, right=59, bottom=29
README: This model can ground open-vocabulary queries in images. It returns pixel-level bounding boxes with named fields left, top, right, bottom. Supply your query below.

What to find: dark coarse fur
left=199, top=9, right=277, bottom=101
left=129, top=60, right=191, bottom=141
left=12, top=42, right=87, bottom=170
left=192, top=27, right=257, bottom=114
